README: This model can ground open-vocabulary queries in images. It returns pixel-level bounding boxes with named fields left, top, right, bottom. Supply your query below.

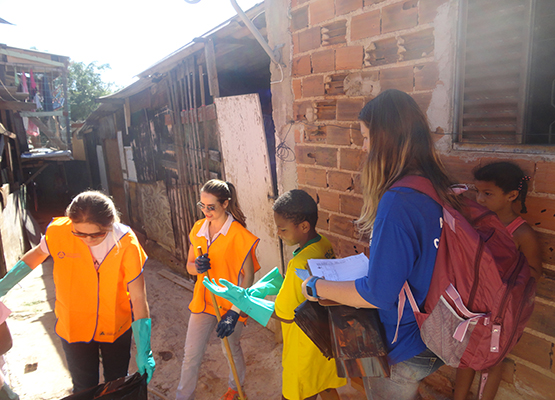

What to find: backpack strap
left=390, top=175, right=443, bottom=205
left=393, top=282, right=488, bottom=344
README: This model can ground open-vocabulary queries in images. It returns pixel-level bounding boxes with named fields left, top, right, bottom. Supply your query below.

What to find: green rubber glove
left=0, top=261, right=32, bottom=297
left=203, top=277, right=275, bottom=327
left=131, top=318, right=155, bottom=384
left=246, top=267, right=284, bottom=298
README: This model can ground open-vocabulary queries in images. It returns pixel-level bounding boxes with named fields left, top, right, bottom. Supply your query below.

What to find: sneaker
left=219, top=388, right=239, bottom=400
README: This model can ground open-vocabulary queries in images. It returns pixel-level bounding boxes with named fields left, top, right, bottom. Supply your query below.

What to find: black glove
left=195, top=253, right=211, bottom=274
left=216, top=310, right=240, bottom=338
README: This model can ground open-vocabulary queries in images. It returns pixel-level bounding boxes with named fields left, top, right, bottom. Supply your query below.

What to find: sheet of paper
left=307, top=253, right=369, bottom=281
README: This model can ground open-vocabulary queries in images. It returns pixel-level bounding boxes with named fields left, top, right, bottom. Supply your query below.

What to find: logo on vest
left=57, top=252, right=81, bottom=259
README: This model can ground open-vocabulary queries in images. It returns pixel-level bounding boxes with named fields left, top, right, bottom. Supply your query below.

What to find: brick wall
left=286, top=0, right=555, bottom=398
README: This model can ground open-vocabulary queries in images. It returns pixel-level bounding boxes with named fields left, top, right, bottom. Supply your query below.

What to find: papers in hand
left=307, top=253, right=369, bottom=282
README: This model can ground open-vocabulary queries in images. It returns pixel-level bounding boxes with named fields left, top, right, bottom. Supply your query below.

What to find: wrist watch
left=306, top=276, right=321, bottom=299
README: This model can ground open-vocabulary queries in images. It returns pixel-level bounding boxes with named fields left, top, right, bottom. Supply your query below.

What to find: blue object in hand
left=131, top=318, right=156, bottom=383
left=195, top=253, right=211, bottom=274
left=216, top=310, right=240, bottom=338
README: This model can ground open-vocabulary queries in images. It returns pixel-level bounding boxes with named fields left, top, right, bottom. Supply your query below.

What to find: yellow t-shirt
left=275, top=235, right=346, bottom=400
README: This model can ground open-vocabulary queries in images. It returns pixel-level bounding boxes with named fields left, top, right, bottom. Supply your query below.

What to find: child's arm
left=515, top=224, right=543, bottom=281
left=239, top=250, right=255, bottom=289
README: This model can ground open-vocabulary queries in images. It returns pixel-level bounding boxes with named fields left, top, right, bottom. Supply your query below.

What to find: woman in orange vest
left=176, top=179, right=260, bottom=400
left=0, top=191, right=154, bottom=393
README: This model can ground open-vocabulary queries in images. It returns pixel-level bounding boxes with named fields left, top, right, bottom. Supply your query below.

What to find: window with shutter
left=455, top=0, right=555, bottom=145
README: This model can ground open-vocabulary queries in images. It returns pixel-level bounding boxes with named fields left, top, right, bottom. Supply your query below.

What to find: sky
left=0, top=0, right=261, bottom=89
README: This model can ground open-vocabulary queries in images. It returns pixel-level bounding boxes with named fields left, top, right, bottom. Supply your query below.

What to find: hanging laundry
left=34, top=92, right=42, bottom=110
left=20, top=71, right=28, bottom=94
left=30, top=69, right=36, bottom=90
left=27, top=119, right=40, bottom=137
left=42, top=75, right=53, bottom=111
left=14, top=67, right=20, bottom=87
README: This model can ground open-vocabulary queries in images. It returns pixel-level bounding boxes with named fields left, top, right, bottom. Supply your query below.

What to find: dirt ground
left=1, top=256, right=365, bottom=400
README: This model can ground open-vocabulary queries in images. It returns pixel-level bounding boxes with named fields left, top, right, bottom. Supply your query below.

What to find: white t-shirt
left=40, top=223, right=129, bottom=270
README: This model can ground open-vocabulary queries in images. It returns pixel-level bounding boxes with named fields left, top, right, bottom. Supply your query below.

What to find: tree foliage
left=68, top=61, right=115, bottom=122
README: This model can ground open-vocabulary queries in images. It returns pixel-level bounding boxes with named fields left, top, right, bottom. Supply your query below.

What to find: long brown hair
left=357, top=89, right=458, bottom=235
left=201, top=179, right=247, bottom=227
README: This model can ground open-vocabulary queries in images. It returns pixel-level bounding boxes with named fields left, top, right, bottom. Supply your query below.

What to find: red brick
left=537, top=231, right=555, bottom=267
left=332, top=237, right=368, bottom=258
left=330, top=214, right=356, bottom=238
left=326, top=125, right=351, bottom=146
left=537, top=269, right=555, bottom=303
left=514, top=364, right=555, bottom=400
left=292, top=55, right=311, bottom=77
left=337, top=98, right=364, bottom=121
left=329, top=170, right=354, bottom=191
left=364, top=0, right=386, bottom=5
left=401, top=28, right=435, bottom=62
left=317, top=210, right=330, bottom=231
left=411, top=91, right=432, bottom=113
left=510, top=331, right=553, bottom=371
left=524, top=196, right=555, bottom=232
left=380, top=66, right=414, bottom=92
left=382, top=0, right=418, bottom=34
left=296, top=145, right=338, bottom=167
left=293, top=79, right=302, bottom=100
left=304, top=125, right=326, bottom=143
left=336, top=0, right=362, bottom=16
left=302, top=75, right=325, bottom=97
left=312, top=49, right=335, bottom=73
left=414, top=63, right=439, bottom=91
left=440, top=154, right=475, bottom=184
left=298, top=185, right=318, bottom=203
left=296, top=27, right=321, bottom=54
left=535, top=162, right=555, bottom=195
left=295, top=127, right=303, bottom=143
left=293, top=101, right=313, bottom=121
left=340, top=194, right=363, bottom=217
left=419, top=0, right=448, bottom=24
left=351, top=123, right=363, bottom=146
left=336, top=46, right=364, bottom=70
left=322, top=20, right=347, bottom=46
left=353, top=173, right=362, bottom=194
left=340, top=147, right=364, bottom=171
left=317, top=190, right=340, bottom=212
left=315, top=100, right=337, bottom=120
left=297, top=166, right=328, bottom=187
left=325, top=74, right=347, bottom=95
left=365, top=37, right=400, bottom=66
left=526, top=301, right=555, bottom=338
left=309, top=0, right=335, bottom=25
left=291, top=6, right=309, bottom=31
left=351, top=9, right=381, bottom=41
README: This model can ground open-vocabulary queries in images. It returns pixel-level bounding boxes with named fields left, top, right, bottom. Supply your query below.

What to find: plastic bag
left=61, top=373, right=147, bottom=400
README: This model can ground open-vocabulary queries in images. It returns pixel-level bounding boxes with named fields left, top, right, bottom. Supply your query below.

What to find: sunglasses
left=71, top=230, right=109, bottom=239
left=197, top=201, right=217, bottom=212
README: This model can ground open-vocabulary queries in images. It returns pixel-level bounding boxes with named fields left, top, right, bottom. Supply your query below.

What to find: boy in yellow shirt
left=204, top=189, right=345, bottom=400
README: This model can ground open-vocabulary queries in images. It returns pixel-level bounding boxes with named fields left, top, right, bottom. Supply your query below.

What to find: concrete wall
left=268, top=0, right=555, bottom=397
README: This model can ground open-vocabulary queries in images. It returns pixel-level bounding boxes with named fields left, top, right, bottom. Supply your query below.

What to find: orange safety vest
left=45, top=217, right=147, bottom=343
left=189, top=219, right=260, bottom=317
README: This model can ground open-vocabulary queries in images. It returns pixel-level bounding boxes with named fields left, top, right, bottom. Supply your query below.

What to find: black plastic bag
left=61, top=373, right=147, bottom=400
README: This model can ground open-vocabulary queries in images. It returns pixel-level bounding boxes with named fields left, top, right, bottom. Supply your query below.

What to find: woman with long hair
left=176, top=179, right=261, bottom=400
left=302, top=89, right=460, bottom=399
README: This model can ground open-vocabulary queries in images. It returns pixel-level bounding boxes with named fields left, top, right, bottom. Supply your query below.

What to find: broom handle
left=197, top=246, right=246, bottom=400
